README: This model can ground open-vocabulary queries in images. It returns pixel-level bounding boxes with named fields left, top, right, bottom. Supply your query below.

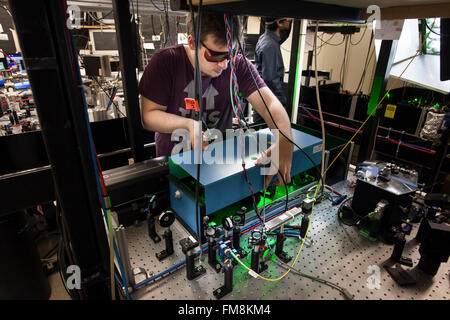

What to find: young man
left=254, top=17, right=292, bottom=124
left=139, top=12, right=293, bottom=186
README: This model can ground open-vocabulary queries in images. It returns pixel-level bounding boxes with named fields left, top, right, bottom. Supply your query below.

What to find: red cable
left=387, top=137, right=435, bottom=155
left=302, top=109, right=438, bottom=156
left=0, top=49, right=19, bottom=67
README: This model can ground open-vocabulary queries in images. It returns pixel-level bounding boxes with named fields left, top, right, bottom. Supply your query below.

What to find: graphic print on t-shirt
left=178, top=80, right=221, bottom=127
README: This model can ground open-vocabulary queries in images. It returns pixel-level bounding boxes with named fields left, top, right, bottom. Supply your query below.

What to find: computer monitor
left=89, top=29, right=119, bottom=56
left=6, top=53, right=26, bottom=73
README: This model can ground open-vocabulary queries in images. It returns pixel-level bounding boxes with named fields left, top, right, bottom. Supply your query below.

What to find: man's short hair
left=186, top=11, right=241, bottom=47
left=264, top=17, right=284, bottom=32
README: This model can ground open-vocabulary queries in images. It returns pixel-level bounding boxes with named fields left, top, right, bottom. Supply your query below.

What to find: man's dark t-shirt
left=138, top=44, right=266, bottom=156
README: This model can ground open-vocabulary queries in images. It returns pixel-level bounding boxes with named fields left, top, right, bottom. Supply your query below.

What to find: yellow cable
left=314, top=22, right=326, bottom=190
left=325, top=20, right=436, bottom=175
left=324, top=51, right=420, bottom=175
left=231, top=184, right=320, bottom=282
left=231, top=21, right=435, bottom=283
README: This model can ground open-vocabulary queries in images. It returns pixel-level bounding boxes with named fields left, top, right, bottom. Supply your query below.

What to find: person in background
left=254, top=17, right=292, bottom=124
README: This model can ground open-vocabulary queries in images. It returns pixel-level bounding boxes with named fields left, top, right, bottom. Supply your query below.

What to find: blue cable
left=304, top=106, right=434, bottom=154
left=114, top=272, right=124, bottom=289
left=106, top=86, right=118, bottom=111
left=402, top=142, right=434, bottom=153
left=68, top=29, right=131, bottom=300
left=134, top=247, right=208, bottom=290
left=133, top=202, right=301, bottom=289
left=269, top=230, right=300, bottom=236
left=225, top=15, right=242, bottom=112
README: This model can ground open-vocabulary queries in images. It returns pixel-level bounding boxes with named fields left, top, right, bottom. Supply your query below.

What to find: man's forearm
left=143, top=109, right=193, bottom=134
left=266, top=79, right=286, bottom=105
left=265, top=103, right=293, bottom=142
left=259, top=95, right=292, bottom=141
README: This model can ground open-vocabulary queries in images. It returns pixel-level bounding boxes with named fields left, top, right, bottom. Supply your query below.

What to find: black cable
left=189, top=0, right=203, bottom=241
left=354, top=32, right=374, bottom=94
left=280, top=170, right=289, bottom=213
left=164, top=0, right=171, bottom=47
left=337, top=196, right=357, bottom=226
left=349, top=26, right=367, bottom=46
left=343, top=31, right=374, bottom=108
left=424, top=19, right=448, bottom=37
left=89, top=75, right=126, bottom=118
left=42, top=242, right=59, bottom=259
left=318, top=33, right=345, bottom=46
left=102, top=9, right=114, bottom=20
left=274, top=259, right=354, bottom=300
left=78, top=55, right=123, bottom=114
left=78, top=56, right=129, bottom=156
left=235, top=35, right=325, bottom=194
left=151, top=15, right=157, bottom=36
left=340, top=35, right=349, bottom=91
left=337, top=196, right=372, bottom=227
left=150, top=0, right=165, bottom=12
left=318, top=33, right=336, bottom=46
left=87, top=11, right=114, bottom=26
left=72, top=34, right=90, bottom=40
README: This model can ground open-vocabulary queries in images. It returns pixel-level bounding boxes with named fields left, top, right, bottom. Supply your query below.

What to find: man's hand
left=247, top=87, right=294, bottom=187
left=256, top=135, right=293, bottom=187
left=188, top=119, right=209, bottom=151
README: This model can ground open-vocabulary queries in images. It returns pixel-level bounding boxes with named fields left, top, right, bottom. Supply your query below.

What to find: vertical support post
left=115, top=225, right=134, bottom=287
left=8, top=0, right=111, bottom=298
left=323, top=150, right=330, bottom=184
left=428, top=125, right=449, bottom=192
left=358, top=40, right=398, bottom=162
left=288, top=20, right=307, bottom=124
left=344, top=141, right=355, bottom=180
left=348, top=95, right=358, bottom=120
left=440, top=18, right=449, bottom=81
left=112, top=0, right=145, bottom=162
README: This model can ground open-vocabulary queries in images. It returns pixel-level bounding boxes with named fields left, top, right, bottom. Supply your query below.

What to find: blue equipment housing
left=168, top=127, right=322, bottom=240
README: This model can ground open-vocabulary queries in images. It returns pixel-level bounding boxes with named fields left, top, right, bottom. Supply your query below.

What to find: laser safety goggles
left=200, top=40, right=231, bottom=63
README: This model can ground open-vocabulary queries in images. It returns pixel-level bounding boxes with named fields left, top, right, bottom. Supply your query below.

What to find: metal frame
left=358, top=40, right=398, bottom=162
left=7, top=0, right=446, bottom=301
left=112, top=0, right=145, bottom=162
left=127, top=177, right=450, bottom=300
left=288, top=20, right=307, bottom=124
left=185, top=1, right=361, bottom=22
left=8, top=0, right=111, bottom=298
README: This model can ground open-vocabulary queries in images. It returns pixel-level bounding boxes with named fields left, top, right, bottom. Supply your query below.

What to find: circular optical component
left=206, top=226, right=216, bottom=237
left=158, top=209, right=175, bottom=228
left=232, top=215, right=242, bottom=225
left=222, top=217, right=233, bottom=231
left=252, top=231, right=262, bottom=240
